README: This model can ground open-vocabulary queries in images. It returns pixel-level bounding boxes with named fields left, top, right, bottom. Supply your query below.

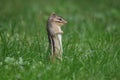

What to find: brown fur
left=47, top=12, right=67, bottom=62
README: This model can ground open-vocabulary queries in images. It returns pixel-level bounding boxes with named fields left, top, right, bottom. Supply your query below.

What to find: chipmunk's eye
left=58, top=18, right=62, bottom=21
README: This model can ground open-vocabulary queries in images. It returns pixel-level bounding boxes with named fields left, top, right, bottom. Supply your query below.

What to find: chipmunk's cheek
left=60, top=23, right=63, bottom=26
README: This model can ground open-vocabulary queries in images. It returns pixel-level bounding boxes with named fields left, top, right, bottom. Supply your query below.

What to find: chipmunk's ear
left=49, top=12, right=56, bottom=20
left=51, top=12, right=56, bottom=17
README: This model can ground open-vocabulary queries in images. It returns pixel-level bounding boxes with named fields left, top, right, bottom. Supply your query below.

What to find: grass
left=0, top=0, right=120, bottom=80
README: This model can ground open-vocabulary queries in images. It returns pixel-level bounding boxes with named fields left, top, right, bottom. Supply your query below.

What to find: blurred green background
left=0, top=0, right=120, bottom=80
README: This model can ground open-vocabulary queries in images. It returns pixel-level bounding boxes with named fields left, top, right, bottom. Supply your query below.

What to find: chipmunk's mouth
left=64, top=21, right=67, bottom=24
left=55, top=20, right=67, bottom=25
left=59, top=20, right=67, bottom=24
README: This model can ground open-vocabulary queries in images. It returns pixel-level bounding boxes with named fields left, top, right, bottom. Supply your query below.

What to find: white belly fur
left=57, top=34, right=63, bottom=53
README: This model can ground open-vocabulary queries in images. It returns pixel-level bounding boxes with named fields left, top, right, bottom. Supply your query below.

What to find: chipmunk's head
left=49, top=12, right=67, bottom=26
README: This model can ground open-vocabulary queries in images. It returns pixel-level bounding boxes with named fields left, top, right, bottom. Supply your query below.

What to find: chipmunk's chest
left=57, top=34, right=62, bottom=46
left=53, top=25, right=61, bottom=32
left=58, top=34, right=62, bottom=51
left=53, top=34, right=62, bottom=51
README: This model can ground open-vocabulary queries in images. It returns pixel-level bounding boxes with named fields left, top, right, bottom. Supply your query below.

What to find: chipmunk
left=47, top=12, right=67, bottom=61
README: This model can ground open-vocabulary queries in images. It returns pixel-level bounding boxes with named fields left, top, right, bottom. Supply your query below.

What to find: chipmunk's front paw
left=60, top=31, right=63, bottom=34
left=57, top=31, right=63, bottom=34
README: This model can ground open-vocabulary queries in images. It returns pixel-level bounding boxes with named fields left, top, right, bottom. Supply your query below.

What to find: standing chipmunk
left=47, top=12, right=67, bottom=61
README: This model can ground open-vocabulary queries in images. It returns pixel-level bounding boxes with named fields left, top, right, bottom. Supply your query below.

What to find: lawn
left=0, top=0, right=120, bottom=80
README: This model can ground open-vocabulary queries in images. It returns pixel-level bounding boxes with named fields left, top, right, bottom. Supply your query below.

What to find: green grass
left=0, top=0, right=120, bottom=80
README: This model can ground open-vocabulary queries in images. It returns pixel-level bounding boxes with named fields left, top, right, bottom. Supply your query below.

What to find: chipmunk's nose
left=64, top=20, right=67, bottom=24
